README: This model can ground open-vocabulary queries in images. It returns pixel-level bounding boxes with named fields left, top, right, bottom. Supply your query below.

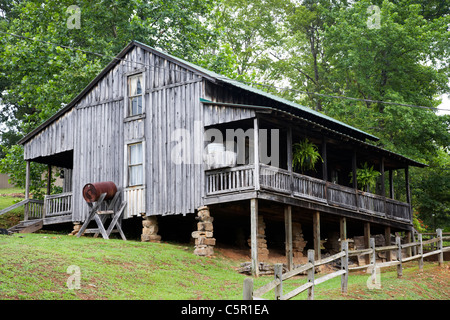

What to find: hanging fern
left=349, top=162, right=381, bottom=192
left=292, top=139, right=323, bottom=173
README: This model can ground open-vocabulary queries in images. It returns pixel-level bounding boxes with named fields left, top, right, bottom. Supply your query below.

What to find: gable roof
left=134, top=41, right=379, bottom=142
left=19, top=40, right=378, bottom=145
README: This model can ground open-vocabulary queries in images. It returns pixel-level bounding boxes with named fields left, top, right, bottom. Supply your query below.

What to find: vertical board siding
left=23, top=109, right=75, bottom=160
left=24, top=46, right=206, bottom=222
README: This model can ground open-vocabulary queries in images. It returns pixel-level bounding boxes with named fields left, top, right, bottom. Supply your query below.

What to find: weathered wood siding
left=145, top=50, right=204, bottom=216
left=203, top=81, right=256, bottom=126
left=23, top=45, right=248, bottom=222
left=23, top=108, right=75, bottom=160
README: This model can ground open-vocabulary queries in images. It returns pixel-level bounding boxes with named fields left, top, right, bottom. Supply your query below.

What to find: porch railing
left=0, top=198, right=44, bottom=220
left=205, top=164, right=412, bottom=223
left=206, top=164, right=254, bottom=195
left=44, top=192, right=73, bottom=217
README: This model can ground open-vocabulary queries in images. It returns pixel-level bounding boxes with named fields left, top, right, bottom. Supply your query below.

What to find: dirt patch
left=214, top=246, right=309, bottom=265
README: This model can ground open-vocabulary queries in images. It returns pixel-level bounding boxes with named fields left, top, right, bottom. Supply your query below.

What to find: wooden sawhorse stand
left=77, top=191, right=127, bottom=240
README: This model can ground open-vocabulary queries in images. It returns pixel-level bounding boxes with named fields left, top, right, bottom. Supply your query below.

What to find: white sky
left=437, top=94, right=450, bottom=116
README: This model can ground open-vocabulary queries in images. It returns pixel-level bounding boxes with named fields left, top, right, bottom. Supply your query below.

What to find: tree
left=0, top=0, right=224, bottom=191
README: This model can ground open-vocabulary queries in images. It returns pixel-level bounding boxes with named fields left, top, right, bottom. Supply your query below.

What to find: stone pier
left=141, top=215, right=161, bottom=243
left=192, top=206, right=216, bottom=256
left=248, top=214, right=269, bottom=261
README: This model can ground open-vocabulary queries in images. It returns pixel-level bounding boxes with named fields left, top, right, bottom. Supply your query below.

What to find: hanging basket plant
left=349, top=162, right=381, bottom=192
left=292, top=139, right=323, bottom=173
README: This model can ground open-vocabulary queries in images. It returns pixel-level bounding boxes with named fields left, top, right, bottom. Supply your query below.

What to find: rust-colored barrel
left=82, top=181, right=117, bottom=203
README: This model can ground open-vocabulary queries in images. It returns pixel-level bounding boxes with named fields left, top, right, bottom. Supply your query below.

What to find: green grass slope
left=0, top=233, right=448, bottom=300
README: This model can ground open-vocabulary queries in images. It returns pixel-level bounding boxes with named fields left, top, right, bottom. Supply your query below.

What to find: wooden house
left=18, top=41, right=425, bottom=275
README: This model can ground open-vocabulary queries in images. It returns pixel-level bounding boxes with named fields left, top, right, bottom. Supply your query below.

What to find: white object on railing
left=204, top=143, right=237, bottom=169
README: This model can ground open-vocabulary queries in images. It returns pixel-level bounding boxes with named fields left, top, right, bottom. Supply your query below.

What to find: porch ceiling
left=28, top=150, right=73, bottom=169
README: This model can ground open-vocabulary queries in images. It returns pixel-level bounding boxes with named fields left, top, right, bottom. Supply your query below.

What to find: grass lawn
left=0, top=187, right=26, bottom=229
left=0, top=232, right=448, bottom=300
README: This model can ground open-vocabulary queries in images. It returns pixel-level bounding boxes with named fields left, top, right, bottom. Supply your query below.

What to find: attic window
left=127, top=73, right=143, bottom=116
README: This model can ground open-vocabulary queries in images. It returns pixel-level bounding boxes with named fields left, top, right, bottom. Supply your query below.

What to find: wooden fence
left=243, top=229, right=449, bottom=300
left=243, top=241, right=349, bottom=300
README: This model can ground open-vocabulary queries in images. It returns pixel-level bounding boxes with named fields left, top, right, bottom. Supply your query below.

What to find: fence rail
left=243, top=242, right=349, bottom=300
left=243, top=229, right=449, bottom=300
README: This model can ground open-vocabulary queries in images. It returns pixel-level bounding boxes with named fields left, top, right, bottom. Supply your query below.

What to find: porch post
left=287, top=127, right=292, bottom=172
left=46, top=164, right=52, bottom=195
left=405, top=166, right=412, bottom=221
left=379, top=157, right=385, bottom=197
left=389, top=169, right=394, bottom=199
left=352, top=150, right=357, bottom=189
left=24, top=160, right=30, bottom=221
left=405, top=166, right=411, bottom=204
left=322, top=137, right=328, bottom=181
left=284, top=205, right=293, bottom=271
left=313, top=211, right=321, bottom=261
left=253, top=117, right=260, bottom=191
left=364, top=222, right=371, bottom=264
left=340, top=217, right=347, bottom=240
left=250, top=198, right=259, bottom=277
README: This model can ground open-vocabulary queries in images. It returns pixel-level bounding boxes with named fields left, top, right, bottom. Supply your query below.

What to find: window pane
left=128, top=74, right=143, bottom=96
left=129, top=143, right=143, bottom=165
left=136, top=77, right=142, bottom=94
left=130, top=97, right=142, bottom=116
left=129, top=165, right=143, bottom=186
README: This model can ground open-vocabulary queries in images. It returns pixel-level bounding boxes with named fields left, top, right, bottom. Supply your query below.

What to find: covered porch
left=22, top=150, right=74, bottom=225
left=203, top=111, right=424, bottom=226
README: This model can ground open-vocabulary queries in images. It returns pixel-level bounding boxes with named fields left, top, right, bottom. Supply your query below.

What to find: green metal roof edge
left=134, top=41, right=379, bottom=141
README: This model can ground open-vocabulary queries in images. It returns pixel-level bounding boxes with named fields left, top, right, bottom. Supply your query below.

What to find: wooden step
left=7, top=220, right=43, bottom=234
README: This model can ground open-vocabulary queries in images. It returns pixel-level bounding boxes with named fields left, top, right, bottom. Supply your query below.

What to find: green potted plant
left=292, top=138, right=323, bottom=173
left=349, top=162, right=381, bottom=192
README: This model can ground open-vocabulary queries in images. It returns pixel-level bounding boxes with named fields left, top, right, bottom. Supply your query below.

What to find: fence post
left=418, top=234, right=423, bottom=272
left=396, top=236, right=402, bottom=278
left=370, top=237, right=376, bottom=278
left=307, top=249, right=315, bottom=300
left=243, top=278, right=254, bottom=300
left=274, top=263, right=283, bottom=300
left=341, top=240, right=348, bottom=294
left=437, top=229, right=443, bottom=267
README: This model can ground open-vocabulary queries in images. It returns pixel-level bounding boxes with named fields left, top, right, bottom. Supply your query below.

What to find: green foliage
left=349, top=162, right=381, bottom=192
left=413, top=150, right=450, bottom=230
left=0, top=0, right=448, bottom=229
left=292, top=139, right=323, bottom=173
left=0, top=0, right=226, bottom=190
left=0, top=145, right=46, bottom=199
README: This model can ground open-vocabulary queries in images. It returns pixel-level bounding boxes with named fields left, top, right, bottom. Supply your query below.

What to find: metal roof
left=133, top=41, right=379, bottom=142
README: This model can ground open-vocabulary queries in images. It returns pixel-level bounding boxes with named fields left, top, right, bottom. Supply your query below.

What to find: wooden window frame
left=125, top=140, right=145, bottom=187
left=125, top=71, right=145, bottom=118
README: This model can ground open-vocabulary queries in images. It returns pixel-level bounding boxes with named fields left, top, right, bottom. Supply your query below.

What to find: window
left=127, top=74, right=143, bottom=116
left=127, top=143, right=143, bottom=186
